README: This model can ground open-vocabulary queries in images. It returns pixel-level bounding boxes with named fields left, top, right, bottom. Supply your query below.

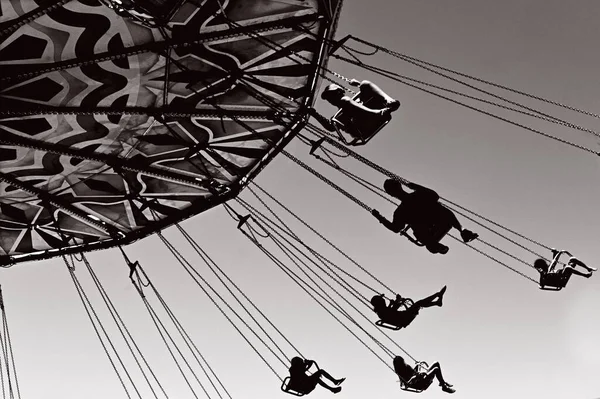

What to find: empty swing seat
left=331, top=92, right=392, bottom=146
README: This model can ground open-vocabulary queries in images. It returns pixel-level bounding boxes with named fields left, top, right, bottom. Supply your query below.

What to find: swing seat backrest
left=331, top=92, right=391, bottom=146
left=281, top=377, right=306, bottom=396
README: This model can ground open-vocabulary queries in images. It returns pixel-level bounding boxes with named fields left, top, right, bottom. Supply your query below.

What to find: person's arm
left=340, top=98, right=389, bottom=117
left=372, top=210, right=403, bottom=233
left=304, top=360, right=315, bottom=370
left=389, top=294, right=404, bottom=311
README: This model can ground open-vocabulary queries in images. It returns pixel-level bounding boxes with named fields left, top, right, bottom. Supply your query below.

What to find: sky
left=1, top=1, right=600, bottom=398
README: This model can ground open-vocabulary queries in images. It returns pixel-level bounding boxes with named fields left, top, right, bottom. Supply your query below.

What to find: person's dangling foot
left=460, top=229, right=478, bottom=243
left=332, top=386, right=342, bottom=394
left=334, top=378, right=346, bottom=385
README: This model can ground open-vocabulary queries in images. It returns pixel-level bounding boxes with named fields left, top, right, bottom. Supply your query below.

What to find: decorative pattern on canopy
left=0, top=0, right=342, bottom=264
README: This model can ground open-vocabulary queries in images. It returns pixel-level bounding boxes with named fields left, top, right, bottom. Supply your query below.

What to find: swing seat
left=402, top=223, right=451, bottom=246
left=399, top=362, right=432, bottom=393
left=375, top=298, right=414, bottom=330
left=539, top=273, right=567, bottom=291
left=375, top=320, right=402, bottom=330
left=330, top=92, right=391, bottom=146
left=281, top=377, right=306, bottom=396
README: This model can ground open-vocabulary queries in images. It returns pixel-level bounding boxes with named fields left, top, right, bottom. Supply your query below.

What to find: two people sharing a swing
left=284, top=357, right=345, bottom=395
left=372, top=179, right=478, bottom=254
left=534, top=248, right=596, bottom=290
left=371, top=286, right=447, bottom=330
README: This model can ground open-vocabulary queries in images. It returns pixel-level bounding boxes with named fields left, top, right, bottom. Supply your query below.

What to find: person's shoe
left=441, top=384, right=456, bottom=393
left=438, top=244, right=449, bottom=255
left=386, top=99, right=401, bottom=112
left=335, top=378, right=346, bottom=385
left=332, top=387, right=342, bottom=394
left=460, top=229, right=478, bottom=243
left=437, top=286, right=447, bottom=306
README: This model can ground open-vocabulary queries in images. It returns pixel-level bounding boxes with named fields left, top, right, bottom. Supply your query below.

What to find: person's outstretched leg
left=569, top=257, right=597, bottom=272
left=426, top=363, right=455, bottom=393
left=314, top=370, right=345, bottom=386
left=562, top=265, right=592, bottom=279
left=414, top=286, right=447, bottom=308
left=359, top=80, right=400, bottom=111
left=443, top=208, right=478, bottom=243
left=309, top=373, right=341, bottom=393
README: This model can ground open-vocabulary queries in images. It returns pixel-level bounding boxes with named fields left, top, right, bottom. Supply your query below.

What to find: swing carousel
left=1, top=0, right=599, bottom=397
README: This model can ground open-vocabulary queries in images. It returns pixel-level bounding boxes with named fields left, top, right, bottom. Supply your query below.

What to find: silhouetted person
left=393, top=355, right=455, bottom=394
left=534, top=249, right=596, bottom=289
left=319, top=80, right=400, bottom=138
left=286, top=357, right=345, bottom=395
left=371, top=286, right=446, bottom=329
left=372, top=179, right=478, bottom=254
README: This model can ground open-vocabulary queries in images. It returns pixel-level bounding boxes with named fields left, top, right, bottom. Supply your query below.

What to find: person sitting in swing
left=371, top=286, right=447, bottom=329
left=393, top=355, right=455, bottom=394
left=534, top=248, right=596, bottom=289
left=371, top=179, right=478, bottom=254
left=318, top=80, right=400, bottom=136
left=286, top=357, right=345, bottom=395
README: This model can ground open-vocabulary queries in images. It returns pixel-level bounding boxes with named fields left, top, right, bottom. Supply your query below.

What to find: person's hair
left=383, top=179, right=405, bottom=197
left=291, top=357, right=304, bottom=367
left=321, top=84, right=344, bottom=102
left=370, top=295, right=386, bottom=309
left=534, top=258, right=549, bottom=272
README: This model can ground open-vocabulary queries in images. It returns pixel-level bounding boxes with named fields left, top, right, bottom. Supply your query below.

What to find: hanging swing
left=330, top=90, right=392, bottom=146
left=281, top=360, right=321, bottom=396
left=538, top=273, right=567, bottom=291
left=372, top=294, right=415, bottom=331
left=398, top=361, right=433, bottom=393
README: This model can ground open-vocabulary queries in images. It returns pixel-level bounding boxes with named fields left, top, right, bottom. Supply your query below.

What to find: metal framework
left=0, top=0, right=344, bottom=265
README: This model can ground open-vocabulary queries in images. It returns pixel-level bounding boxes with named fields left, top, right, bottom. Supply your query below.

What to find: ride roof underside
left=0, top=0, right=342, bottom=265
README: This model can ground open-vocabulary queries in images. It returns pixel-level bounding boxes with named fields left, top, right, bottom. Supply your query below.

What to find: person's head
left=534, top=258, right=549, bottom=273
left=321, top=84, right=345, bottom=105
left=383, top=179, right=406, bottom=199
left=291, top=357, right=304, bottom=368
left=370, top=295, right=386, bottom=310
left=392, top=355, right=407, bottom=374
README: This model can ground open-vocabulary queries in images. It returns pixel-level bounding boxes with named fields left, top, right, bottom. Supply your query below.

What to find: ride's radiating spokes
left=0, top=0, right=341, bottom=264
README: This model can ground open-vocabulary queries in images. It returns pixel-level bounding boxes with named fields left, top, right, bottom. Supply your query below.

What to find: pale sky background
left=2, top=1, right=600, bottom=398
